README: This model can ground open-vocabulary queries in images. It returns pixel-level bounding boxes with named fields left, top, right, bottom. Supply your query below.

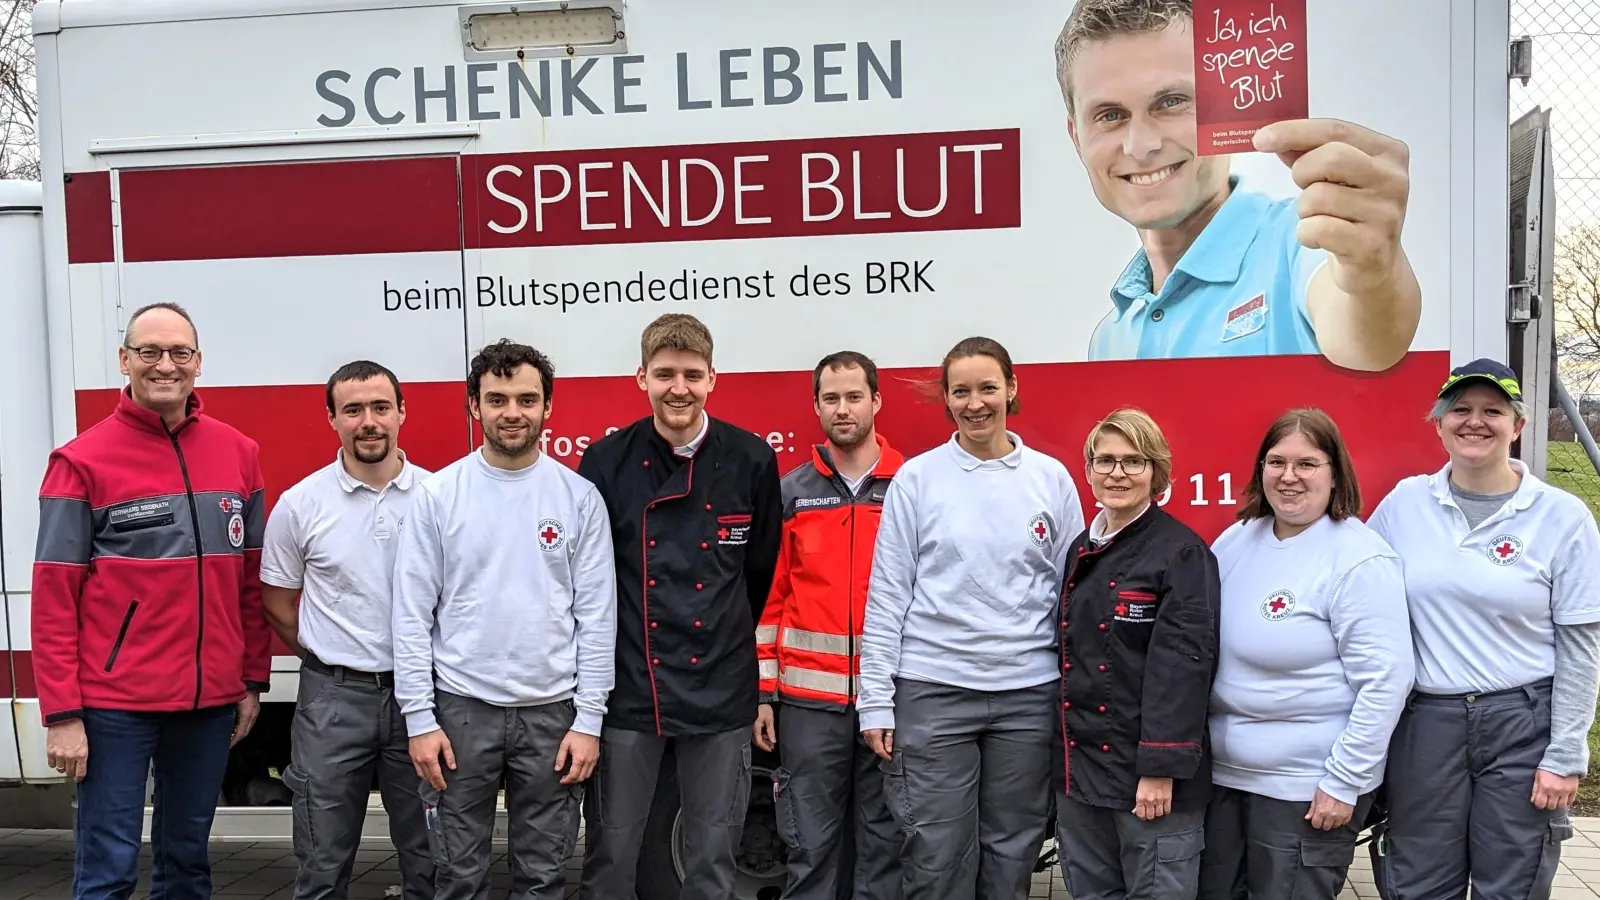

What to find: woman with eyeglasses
left=1197, top=408, right=1413, bottom=900
left=1053, top=408, right=1220, bottom=900
left=1366, top=359, right=1600, bottom=900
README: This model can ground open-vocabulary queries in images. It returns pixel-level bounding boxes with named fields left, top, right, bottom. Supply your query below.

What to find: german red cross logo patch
left=1260, top=590, right=1295, bottom=621
left=1487, top=534, right=1524, bottom=566
left=227, top=513, right=245, bottom=549
left=1028, top=513, right=1051, bottom=548
left=537, top=519, right=565, bottom=552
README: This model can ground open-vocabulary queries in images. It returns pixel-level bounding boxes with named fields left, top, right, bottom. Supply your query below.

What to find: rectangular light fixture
left=460, top=2, right=627, bottom=61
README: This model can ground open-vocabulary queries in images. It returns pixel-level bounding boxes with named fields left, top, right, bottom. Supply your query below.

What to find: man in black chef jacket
left=575, top=312, right=783, bottom=900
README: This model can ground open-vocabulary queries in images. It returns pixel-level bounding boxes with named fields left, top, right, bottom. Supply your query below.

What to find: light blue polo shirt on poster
left=1087, top=175, right=1329, bottom=361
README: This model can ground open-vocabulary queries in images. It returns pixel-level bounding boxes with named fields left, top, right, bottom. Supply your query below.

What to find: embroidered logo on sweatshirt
left=1260, top=590, right=1296, bottom=621
left=1487, top=534, right=1524, bottom=566
left=537, top=519, right=566, bottom=552
left=1028, top=513, right=1051, bottom=548
left=227, top=513, right=245, bottom=548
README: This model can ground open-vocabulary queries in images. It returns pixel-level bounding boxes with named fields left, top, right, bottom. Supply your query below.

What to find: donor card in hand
left=1193, top=0, right=1309, bottom=156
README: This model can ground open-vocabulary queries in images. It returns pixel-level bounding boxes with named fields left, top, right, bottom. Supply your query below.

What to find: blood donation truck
left=0, top=0, right=1558, bottom=897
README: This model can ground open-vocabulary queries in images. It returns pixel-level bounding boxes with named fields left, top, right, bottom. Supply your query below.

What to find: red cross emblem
left=1028, top=514, right=1050, bottom=547
left=229, top=518, right=243, bottom=543
left=718, top=527, right=729, bottom=540
left=218, top=498, right=231, bottom=511
left=1115, top=602, right=1128, bottom=616
left=1487, top=534, right=1523, bottom=566
left=1261, top=590, right=1295, bottom=620
left=537, top=519, right=564, bottom=551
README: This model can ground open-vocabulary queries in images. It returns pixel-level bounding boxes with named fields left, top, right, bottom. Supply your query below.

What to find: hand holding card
left=1254, top=117, right=1412, bottom=297
left=1192, top=0, right=1309, bottom=155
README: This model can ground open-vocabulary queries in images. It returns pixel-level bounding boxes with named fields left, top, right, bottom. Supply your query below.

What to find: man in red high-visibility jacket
left=754, top=350, right=906, bottom=900
left=31, top=302, right=271, bottom=900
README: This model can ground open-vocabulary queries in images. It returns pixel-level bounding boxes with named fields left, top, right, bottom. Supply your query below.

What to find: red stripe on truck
left=64, top=129, right=1020, bottom=263
left=117, top=156, right=464, bottom=263
left=3, top=650, right=37, bottom=699
left=65, top=171, right=113, bottom=264
left=67, top=350, right=1446, bottom=538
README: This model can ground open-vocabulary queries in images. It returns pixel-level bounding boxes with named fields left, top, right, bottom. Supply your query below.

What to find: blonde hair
left=1083, top=406, right=1174, bottom=495
left=1054, top=0, right=1193, bottom=117
left=640, top=313, right=714, bottom=368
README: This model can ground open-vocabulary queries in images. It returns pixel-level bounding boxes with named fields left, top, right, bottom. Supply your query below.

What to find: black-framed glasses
left=1090, top=455, right=1148, bottom=475
left=125, top=345, right=197, bottom=365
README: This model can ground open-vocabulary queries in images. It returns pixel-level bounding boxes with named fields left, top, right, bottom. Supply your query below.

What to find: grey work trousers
left=773, top=703, right=903, bottom=900
left=1374, top=678, right=1573, bottom=900
left=283, top=658, right=435, bottom=900
left=418, top=690, right=584, bottom=900
left=1196, top=785, right=1376, bottom=900
left=880, top=677, right=1056, bottom=900
left=1055, top=794, right=1206, bottom=900
left=577, top=725, right=752, bottom=900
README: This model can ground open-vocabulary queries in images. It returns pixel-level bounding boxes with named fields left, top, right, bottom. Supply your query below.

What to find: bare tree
left=0, top=0, right=38, bottom=181
left=1554, top=224, right=1600, bottom=397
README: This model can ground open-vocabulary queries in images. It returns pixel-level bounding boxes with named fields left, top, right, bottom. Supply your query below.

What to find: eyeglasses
left=125, top=345, right=197, bottom=365
left=1090, top=455, right=1148, bottom=475
left=1263, top=458, right=1330, bottom=476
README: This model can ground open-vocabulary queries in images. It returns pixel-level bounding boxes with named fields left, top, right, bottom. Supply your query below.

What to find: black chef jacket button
left=1109, top=581, right=1117, bottom=588
left=1099, top=664, right=1108, bottom=672
left=1069, top=740, right=1077, bottom=748
left=649, top=540, right=657, bottom=547
left=701, top=542, right=709, bottom=550
left=691, top=657, right=699, bottom=665
left=1063, top=701, right=1072, bottom=709
left=705, top=503, right=712, bottom=510
left=1063, top=662, right=1072, bottom=670
left=696, top=583, right=704, bottom=590
left=642, top=460, right=650, bottom=467
left=1099, top=623, right=1108, bottom=631
left=1101, top=744, right=1110, bottom=752
left=649, top=579, right=657, bottom=587
left=652, top=658, right=660, bottom=665
left=694, top=620, right=702, bottom=628
left=1098, top=705, right=1107, bottom=713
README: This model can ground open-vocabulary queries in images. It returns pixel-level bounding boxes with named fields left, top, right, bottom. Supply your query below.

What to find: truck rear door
left=0, top=180, right=48, bottom=783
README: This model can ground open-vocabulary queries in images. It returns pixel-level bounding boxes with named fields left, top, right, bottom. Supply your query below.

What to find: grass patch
left=1546, top=442, right=1600, bottom=815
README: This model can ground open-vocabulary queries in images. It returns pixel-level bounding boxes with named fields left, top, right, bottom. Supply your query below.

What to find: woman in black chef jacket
left=1054, top=407, right=1222, bottom=900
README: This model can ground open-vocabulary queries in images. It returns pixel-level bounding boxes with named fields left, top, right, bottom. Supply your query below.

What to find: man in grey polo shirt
left=261, top=359, right=435, bottom=900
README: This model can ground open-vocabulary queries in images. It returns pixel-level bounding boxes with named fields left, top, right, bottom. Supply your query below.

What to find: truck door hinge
left=1510, top=35, right=1533, bottom=85
left=1508, top=281, right=1539, bottom=323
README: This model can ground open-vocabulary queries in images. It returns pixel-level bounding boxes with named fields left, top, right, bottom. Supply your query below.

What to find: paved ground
left=7, top=819, right=1600, bottom=899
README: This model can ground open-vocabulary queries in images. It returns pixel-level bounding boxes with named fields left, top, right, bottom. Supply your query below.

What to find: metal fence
left=1510, top=1, right=1600, bottom=514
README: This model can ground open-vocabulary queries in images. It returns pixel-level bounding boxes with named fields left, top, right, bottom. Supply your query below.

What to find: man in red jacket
left=32, top=302, right=271, bottom=900
left=754, top=350, right=906, bottom=900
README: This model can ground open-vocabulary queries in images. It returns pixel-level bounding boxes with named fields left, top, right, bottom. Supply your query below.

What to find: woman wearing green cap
left=1366, top=358, right=1600, bottom=900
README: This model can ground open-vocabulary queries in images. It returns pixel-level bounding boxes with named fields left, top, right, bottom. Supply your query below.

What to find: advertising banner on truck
left=50, top=0, right=1476, bottom=543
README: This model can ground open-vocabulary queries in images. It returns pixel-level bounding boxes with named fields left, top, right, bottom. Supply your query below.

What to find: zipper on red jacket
left=847, top=473, right=857, bottom=706
left=167, top=427, right=206, bottom=709
left=640, top=457, right=694, bottom=737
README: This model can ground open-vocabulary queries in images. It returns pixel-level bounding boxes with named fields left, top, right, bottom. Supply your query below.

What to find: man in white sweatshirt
left=391, top=339, right=618, bottom=900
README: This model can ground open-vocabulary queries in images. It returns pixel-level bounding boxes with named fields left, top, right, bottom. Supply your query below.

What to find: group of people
left=30, top=299, right=1600, bottom=900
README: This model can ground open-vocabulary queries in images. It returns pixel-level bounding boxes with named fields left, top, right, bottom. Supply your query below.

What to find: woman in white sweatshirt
left=857, top=335, right=1084, bottom=900
left=1198, top=408, right=1414, bottom=900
